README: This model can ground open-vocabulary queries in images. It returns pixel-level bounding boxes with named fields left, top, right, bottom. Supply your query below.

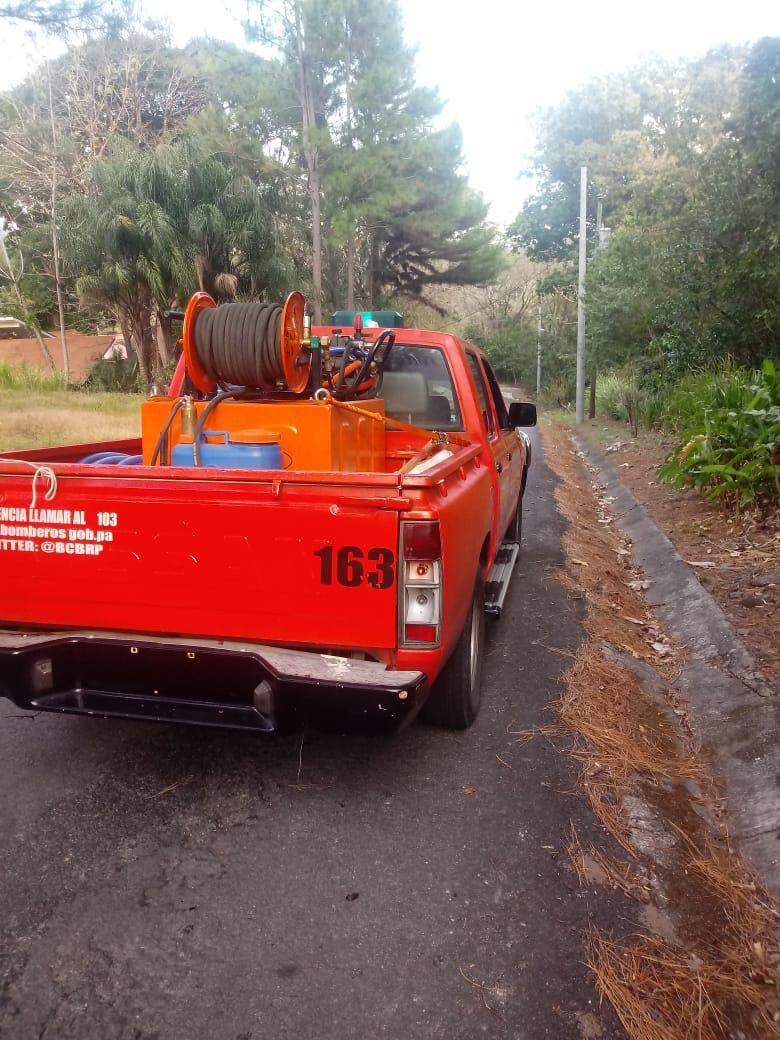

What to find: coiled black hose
left=193, top=302, right=285, bottom=389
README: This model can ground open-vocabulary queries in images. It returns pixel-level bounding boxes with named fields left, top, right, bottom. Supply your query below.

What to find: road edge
left=574, top=433, right=780, bottom=897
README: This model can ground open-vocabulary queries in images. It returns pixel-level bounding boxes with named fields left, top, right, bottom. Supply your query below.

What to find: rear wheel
left=506, top=465, right=528, bottom=543
left=507, top=494, right=523, bottom=542
left=421, top=579, right=485, bottom=729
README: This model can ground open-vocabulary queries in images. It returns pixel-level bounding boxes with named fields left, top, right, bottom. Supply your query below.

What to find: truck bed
left=0, top=436, right=482, bottom=653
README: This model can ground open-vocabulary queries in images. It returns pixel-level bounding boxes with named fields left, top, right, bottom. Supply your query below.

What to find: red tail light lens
left=403, top=521, right=441, bottom=561
left=404, top=624, right=437, bottom=644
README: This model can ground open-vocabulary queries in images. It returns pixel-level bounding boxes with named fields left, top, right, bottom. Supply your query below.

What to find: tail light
left=400, top=521, right=442, bottom=647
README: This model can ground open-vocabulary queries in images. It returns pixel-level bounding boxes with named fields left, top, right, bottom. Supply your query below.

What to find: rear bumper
left=0, top=629, right=426, bottom=734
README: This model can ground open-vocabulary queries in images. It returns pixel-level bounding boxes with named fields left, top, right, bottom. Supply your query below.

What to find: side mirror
left=508, top=402, right=537, bottom=427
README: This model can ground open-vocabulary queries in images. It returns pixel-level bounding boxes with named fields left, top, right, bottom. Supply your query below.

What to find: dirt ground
left=541, top=421, right=779, bottom=1040
left=578, top=418, right=779, bottom=691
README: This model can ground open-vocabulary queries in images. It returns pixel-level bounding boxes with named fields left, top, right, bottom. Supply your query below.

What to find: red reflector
left=405, top=624, right=437, bottom=643
left=403, top=521, right=441, bottom=561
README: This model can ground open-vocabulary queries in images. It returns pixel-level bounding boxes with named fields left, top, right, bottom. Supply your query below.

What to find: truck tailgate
left=0, top=468, right=401, bottom=651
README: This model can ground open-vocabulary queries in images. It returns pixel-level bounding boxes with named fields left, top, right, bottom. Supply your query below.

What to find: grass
left=540, top=407, right=575, bottom=425
left=0, top=360, right=68, bottom=392
left=0, top=387, right=142, bottom=452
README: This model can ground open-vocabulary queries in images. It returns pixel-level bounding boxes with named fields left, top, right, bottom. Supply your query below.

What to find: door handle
left=506, top=452, right=512, bottom=461
left=496, top=462, right=503, bottom=474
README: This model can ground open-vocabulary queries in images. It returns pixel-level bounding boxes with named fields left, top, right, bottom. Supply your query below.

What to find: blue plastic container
left=172, top=429, right=283, bottom=470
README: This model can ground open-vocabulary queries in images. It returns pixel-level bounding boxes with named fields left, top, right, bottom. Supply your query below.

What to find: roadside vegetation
left=539, top=423, right=779, bottom=1040
left=588, top=362, right=780, bottom=512
left=472, top=40, right=779, bottom=514
left=0, top=364, right=139, bottom=450
left=658, top=361, right=780, bottom=511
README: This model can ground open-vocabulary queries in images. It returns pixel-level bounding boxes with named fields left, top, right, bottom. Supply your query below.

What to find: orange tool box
left=141, top=397, right=386, bottom=472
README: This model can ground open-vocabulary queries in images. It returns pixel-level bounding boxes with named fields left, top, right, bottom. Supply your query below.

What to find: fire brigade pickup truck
left=0, top=297, right=535, bottom=733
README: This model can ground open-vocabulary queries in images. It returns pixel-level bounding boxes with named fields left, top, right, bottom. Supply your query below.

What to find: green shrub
left=640, top=387, right=665, bottom=429
left=539, top=374, right=574, bottom=410
left=82, top=358, right=140, bottom=392
left=0, top=360, right=65, bottom=391
left=657, top=360, right=780, bottom=510
left=596, top=372, right=629, bottom=421
left=662, top=362, right=749, bottom=433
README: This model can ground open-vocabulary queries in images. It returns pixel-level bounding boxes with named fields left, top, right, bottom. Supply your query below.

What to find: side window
left=466, top=352, right=495, bottom=437
left=482, top=359, right=510, bottom=429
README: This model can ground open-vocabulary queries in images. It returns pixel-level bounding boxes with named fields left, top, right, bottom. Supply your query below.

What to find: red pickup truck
left=0, top=312, right=535, bottom=734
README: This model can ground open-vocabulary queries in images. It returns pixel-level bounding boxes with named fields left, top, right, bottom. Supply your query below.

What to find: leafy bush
left=662, top=363, right=748, bottom=433
left=0, top=273, right=55, bottom=329
left=0, top=361, right=65, bottom=391
left=82, top=358, right=140, bottom=392
left=464, top=320, right=540, bottom=385
left=539, top=374, right=575, bottom=410
left=640, top=386, right=665, bottom=430
left=596, top=372, right=628, bottom=421
left=657, top=360, right=780, bottom=509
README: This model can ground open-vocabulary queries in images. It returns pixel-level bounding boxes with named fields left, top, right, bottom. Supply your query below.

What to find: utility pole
left=536, top=292, right=543, bottom=395
left=589, top=194, right=604, bottom=419
left=575, top=165, right=587, bottom=424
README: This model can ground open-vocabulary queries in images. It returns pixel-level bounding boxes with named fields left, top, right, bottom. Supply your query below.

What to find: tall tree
left=0, top=25, right=219, bottom=354
left=511, top=40, right=780, bottom=375
left=245, top=0, right=340, bottom=322
left=61, top=141, right=285, bottom=387
left=46, top=59, right=69, bottom=380
left=245, top=0, right=502, bottom=316
left=319, top=0, right=503, bottom=310
left=508, top=48, right=748, bottom=261
left=0, top=230, right=57, bottom=370
left=0, top=0, right=111, bottom=31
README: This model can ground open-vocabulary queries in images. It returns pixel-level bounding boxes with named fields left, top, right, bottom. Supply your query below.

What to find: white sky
left=2, top=0, right=778, bottom=225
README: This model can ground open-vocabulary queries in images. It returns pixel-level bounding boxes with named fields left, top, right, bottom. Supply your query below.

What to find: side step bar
left=484, top=541, right=520, bottom=618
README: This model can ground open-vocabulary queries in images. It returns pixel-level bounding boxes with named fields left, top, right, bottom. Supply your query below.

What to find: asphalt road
left=0, top=433, right=628, bottom=1040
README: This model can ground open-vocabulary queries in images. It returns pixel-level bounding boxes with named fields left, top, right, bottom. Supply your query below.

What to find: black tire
left=421, top=579, right=485, bottom=729
left=507, top=493, right=523, bottom=543
left=506, top=466, right=528, bottom=543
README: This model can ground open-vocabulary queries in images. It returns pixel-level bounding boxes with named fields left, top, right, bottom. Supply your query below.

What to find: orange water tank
left=141, top=397, right=386, bottom=472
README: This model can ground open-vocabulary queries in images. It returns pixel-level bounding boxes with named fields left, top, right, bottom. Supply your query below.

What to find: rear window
left=381, top=345, right=462, bottom=430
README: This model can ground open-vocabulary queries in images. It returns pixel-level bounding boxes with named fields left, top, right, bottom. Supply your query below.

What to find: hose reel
left=176, top=290, right=395, bottom=401
left=182, top=290, right=309, bottom=394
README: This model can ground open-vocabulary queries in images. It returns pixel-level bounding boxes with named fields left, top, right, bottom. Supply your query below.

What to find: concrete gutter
left=575, top=435, right=780, bottom=897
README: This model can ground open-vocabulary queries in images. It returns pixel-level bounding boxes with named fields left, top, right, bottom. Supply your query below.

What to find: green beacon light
left=330, top=309, right=404, bottom=328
